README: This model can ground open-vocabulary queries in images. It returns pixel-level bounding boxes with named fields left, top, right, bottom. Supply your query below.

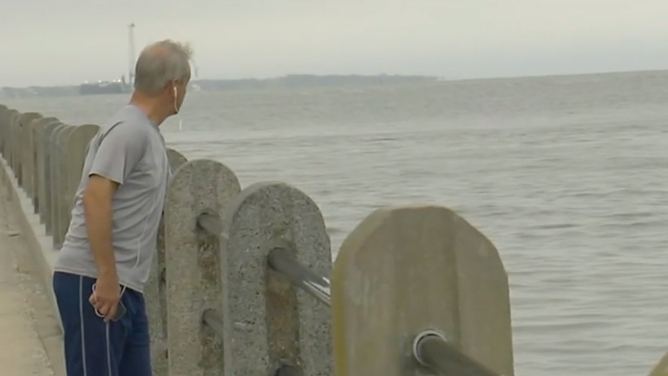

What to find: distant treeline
left=1, top=74, right=441, bottom=98
left=194, top=74, right=439, bottom=90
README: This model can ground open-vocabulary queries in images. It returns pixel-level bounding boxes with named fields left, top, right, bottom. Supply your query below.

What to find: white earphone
left=173, top=85, right=183, bottom=130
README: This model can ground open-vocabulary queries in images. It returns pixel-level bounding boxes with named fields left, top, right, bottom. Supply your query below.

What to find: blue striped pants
left=52, top=272, right=152, bottom=376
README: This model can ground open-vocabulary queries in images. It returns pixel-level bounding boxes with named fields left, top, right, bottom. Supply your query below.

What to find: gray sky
left=2, top=0, right=668, bottom=87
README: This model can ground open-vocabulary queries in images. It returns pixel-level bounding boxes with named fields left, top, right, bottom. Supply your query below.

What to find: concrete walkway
left=0, top=186, right=64, bottom=376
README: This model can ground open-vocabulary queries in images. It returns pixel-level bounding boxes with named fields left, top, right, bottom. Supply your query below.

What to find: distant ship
left=79, top=79, right=131, bottom=96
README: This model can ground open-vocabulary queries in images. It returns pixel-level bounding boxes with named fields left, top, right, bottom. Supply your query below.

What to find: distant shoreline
left=4, top=69, right=668, bottom=99
left=1, top=74, right=442, bottom=99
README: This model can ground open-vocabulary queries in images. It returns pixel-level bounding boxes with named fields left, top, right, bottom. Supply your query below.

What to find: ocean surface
left=4, top=70, right=668, bottom=376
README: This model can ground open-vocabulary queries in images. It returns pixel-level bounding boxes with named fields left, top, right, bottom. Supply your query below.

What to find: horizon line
left=3, top=68, right=668, bottom=90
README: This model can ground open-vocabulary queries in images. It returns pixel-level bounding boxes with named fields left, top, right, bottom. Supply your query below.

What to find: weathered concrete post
left=40, top=121, right=63, bottom=231
left=648, top=351, right=668, bottom=376
left=222, top=181, right=333, bottom=376
left=331, top=205, right=514, bottom=376
left=48, top=124, right=67, bottom=240
left=164, top=159, right=241, bottom=376
left=53, top=125, right=76, bottom=249
left=8, top=110, right=21, bottom=180
left=20, top=112, right=43, bottom=194
left=0, top=106, right=7, bottom=187
left=57, top=124, right=100, bottom=247
left=32, top=117, right=59, bottom=214
left=146, top=148, right=188, bottom=376
left=0, top=105, right=7, bottom=159
left=2, top=109, right=21, bottom=197
left=10, top=111, right=21, bottom=183
left=65, top=124, right=100, bottom=205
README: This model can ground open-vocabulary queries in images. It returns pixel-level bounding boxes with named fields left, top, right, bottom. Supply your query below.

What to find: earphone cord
left=174, top=85, right=184, bottom=131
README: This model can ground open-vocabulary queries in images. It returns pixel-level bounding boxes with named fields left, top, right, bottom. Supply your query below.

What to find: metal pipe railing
left=197, top=212, right=331, bottom=306
left=267, top=247, right=331, bottom=307
left=413, top=330, right=504, bottom=376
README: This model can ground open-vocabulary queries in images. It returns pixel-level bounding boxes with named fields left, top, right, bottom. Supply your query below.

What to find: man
left=52, top=40, right=192, bottom=376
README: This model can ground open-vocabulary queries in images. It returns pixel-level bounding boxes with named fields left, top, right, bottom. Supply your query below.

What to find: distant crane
left=128, top=23, right=136, bottom=85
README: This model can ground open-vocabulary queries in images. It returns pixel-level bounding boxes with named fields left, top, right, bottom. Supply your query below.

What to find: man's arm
left=83, top=175, right=119, bottom=279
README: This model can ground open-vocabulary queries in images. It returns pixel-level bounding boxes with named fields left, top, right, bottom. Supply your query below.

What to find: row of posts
left=0, top=104, right=515, bottom=376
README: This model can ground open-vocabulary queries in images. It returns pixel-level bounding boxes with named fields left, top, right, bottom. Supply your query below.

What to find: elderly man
left=52, top=40, right=192, bottom=376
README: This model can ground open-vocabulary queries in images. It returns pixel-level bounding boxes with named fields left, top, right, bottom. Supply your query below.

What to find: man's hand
left=89, top=273, right=121, bottom=322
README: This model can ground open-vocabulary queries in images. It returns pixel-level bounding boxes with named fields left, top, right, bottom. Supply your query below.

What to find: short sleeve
left=89, top=122, right=147, bottom=184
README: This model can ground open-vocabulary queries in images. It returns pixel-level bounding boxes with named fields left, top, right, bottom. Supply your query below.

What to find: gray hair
left=134, top=40, right=193, bottom=94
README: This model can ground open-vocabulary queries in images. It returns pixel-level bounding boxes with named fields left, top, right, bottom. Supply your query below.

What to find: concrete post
left=146, top=148, right=188, bottom=376
left=54, top=125, right=76, bottom=249
left=8, top=110, right=21, bottom=180
left=47, top=124, right=66, bottom=240
left=331, top=205, right=514, bottom=376
left=648, top=351, right=668, bottom=376
left=222, top=181, right=333, bottom=376
left=40, top=121, right=63, bottom=231
left=0, top=105, right=7, bottom=159
left=31, top=117, right=59, bottom=215
left=164, top=159, right=240, bottom=376
left=19, top=112, right=43, bottom=196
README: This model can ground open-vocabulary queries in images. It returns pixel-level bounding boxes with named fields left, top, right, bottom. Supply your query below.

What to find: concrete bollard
left=14, top=112, right=26, bottom=185
left=5, top=108, right=11, bottom=166
left=6, top=110, right=14, bottom=174
left=331, top=205, right=514, bottom=376
left=0, top=105, right=7, bottom=159
left=648, top=351, right=668, bottom=376
left=40, top=121, right=63, bottom=231
left=57, top=124, right=100, bottom=247
left=48, top=124, right=67, bottom=240
left=146, top=148, right=188, bottom=376
left=65, top=124, right=100, bottom=205
left=8, top=109, right=21, bottom=180
left=53, top=125, right=76, bottom=249
left=31, top=117, right=59, bottom=214
left=163, top=159, right=240, bottom=376
left=25, top=115, right=46, bottom=211
left=0, top=106, right=6, bottom=188
left=222, top=181, right=333, bottom=376
left=1, top=108, right=20, bottom=198
left=19, top=112, right=43, bottom=195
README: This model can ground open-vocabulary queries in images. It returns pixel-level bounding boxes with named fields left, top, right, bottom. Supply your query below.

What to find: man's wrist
left=97, top=265, right=118, bottom=279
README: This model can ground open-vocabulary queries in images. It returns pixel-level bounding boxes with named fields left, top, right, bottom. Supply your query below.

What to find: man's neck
left=129, top=92, right=170, bottom=126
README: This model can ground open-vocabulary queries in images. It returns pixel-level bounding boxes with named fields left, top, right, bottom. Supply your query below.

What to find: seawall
left=1, top=156, right=60, bottom=317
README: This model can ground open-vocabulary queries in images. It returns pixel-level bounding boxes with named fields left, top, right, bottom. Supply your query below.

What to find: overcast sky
left=1, top=0, right=667, bottom=87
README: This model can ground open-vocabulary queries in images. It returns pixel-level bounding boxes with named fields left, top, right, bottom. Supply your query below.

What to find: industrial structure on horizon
left=78, top=23, right=135, bottom=95
left=78, top=23, right=200, bottom=96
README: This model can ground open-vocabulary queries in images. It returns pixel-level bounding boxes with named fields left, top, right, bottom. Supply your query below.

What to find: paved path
left=0, top=186, right=64, bottom=376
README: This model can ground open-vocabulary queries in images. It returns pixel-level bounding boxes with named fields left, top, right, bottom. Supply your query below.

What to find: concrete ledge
left=0, top=156, right=60, bottom=324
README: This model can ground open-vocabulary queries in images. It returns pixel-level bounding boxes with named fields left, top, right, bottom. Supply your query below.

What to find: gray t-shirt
left=54, top=105, right=170, bottom=293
